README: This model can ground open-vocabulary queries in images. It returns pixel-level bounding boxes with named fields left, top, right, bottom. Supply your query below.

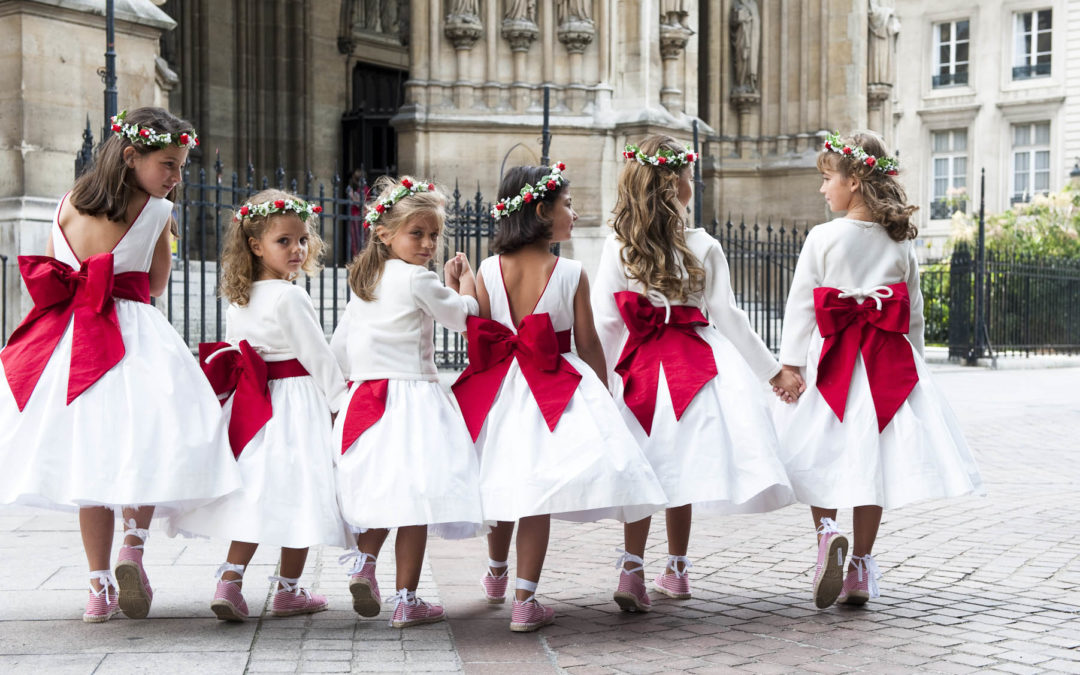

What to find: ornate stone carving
left=445, top=0, right=483, bottom=50
left=502, top=0, right=538, bottom=52
left=557, top=1, right=595, bottom=54
left=659, top=23, right=692, bottom=60
left=340, top=1, right=409, bottom=51
left=868, top=0, right=900, bottom=86
left=730, top=0, right=760, bottom=93
left=557, top=0, right=593, bottom=23
left=660, top=0, right=690, bottom=29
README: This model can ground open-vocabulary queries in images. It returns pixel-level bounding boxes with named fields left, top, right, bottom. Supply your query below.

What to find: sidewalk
left=1, top=365, right=1078, bottom=674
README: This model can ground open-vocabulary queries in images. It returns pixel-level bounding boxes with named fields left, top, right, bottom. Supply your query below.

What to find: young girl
left=452, top=163, right=667, bottom=632
left=774, top=130, right=983, bottom=609
left=332, top=177, right=485, bottom=628
left=0, top=107, right=241, bottom=622
left=592, top=136, right=799, bottom=612
left=172, top=189, right=351, bottom=620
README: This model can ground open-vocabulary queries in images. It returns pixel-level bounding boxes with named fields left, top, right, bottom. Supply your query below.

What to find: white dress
left=172, top=281, right=353, bottom=548
left=0, top=195, right=241, bottom=521
left=592, top=230, right=795, bottom=514
left=463, top=256, right=667, bottom=523
left=332, top=259, right=485, bottom=539
left=772, top=217, right=984, bottom=509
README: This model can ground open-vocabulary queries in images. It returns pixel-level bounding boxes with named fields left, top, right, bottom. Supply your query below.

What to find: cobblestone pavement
left=0, top=365, right=1077, bottom=674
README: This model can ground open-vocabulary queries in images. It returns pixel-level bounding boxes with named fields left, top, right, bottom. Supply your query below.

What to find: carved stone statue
left=448, top=0, right=480, bottom=16
left=730, top=0, right=760, bottom=93
left=445, top=0, right=482, bottom=50
left=660, top=0, right=690, bottom=29
left=868, top=0, right=901, bottom=85
left=505, top=0, right=537, bottom=22
left=557, top=0, right=593, bottom=24
left=503, top=0, right=538, bottom=52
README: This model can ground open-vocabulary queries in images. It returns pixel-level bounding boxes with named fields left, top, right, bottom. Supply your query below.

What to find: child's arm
left=412, top=266, right=479, bottom=332
left=329, top=305, right=351, bottom=378
left=148, top=218, right=174, bottom=298
left=476, top=269, right=491, bottom=320
left=277, top=286, right=349, bottom=412
left=589, top=235, right=628, bottom=389
left=444, top=252, right=477, bottom=299
left=777, top=231, right=821, bottom=371
left=573, top=269, right=608, bottom=384
left=904, top=243, right=926, bottom=359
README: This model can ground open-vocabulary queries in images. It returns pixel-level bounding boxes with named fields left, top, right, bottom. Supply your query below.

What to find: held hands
left=769, top=364, right=806, bottom=404
left=443, top=252, right=476, bottom=297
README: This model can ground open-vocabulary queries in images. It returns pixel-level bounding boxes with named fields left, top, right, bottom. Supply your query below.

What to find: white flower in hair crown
left=823, top=131, right=899, bottom=175
left=237, top=197, right=322, bottom=220
left=110, top=109, right=199, bottom=149
left=622, top=144, right=697, bottom=168
left=364, top=178, right=437, bottom=228
left=491, top=162, right=568, bottom=220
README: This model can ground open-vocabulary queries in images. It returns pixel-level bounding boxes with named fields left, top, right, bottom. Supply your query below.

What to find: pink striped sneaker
left=812, top=517, right=849, bottom=609
left=838, top=553, right=881, bottom=606
left=612, top=550, right=651, bottom=613
left=652, top=555, right=692, bottom=599
left=210, top=563, right=249, bottom=622
left=83, top=571, right=120, bottom=623
left=389, top=588, right=445, bottom=628
left=481, top=559, right=509, bottom=604
left=114, top=520, right=153, bottom=619
left=510, top=597, right=555, bottom=632
left=269, top=576, right=328, bottom=617
left=341, top=550, right=381, bottom=617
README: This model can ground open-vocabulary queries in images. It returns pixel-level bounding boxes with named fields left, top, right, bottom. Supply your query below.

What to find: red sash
left=199, top=341, right=310, bottom=458
left=814, top=283, right=919, bottom=432
left=2, top=254, right=150, bottom=410
left=340, top=379, right=389, bottom=454
left=452, top=314, right=580, bottom=442
left=613, top=291, right=718, bottom=435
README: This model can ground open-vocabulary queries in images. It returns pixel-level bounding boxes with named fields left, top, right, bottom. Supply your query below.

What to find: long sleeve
left=276, top=286, right=349, bottom=412
left=702, top=237, right=781, bottom=381
left=904, top=243, right=926, bottom=358
left=778, top=230, right=822, bottom=367
left=590, top=234, right=630, bottom=387
left=410, top=267, right=479, bottom=331
left=329, top=304, right=351, bottom=378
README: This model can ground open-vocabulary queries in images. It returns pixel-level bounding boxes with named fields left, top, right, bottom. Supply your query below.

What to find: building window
left=930, top=130, right=967, bottom=219
left=1012, top=9, right=1052, bottom=80
left=932, top=20, right=969, bottom=88
left=1011, top=122, right=1050, bottom=204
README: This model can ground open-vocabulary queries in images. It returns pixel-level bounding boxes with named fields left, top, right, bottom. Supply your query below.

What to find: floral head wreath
left=822, top=131, right=899, bottom=176
left=622, top=144, right=697, bottom=168
left=110, top=109, right=199, bottom=149
left=491, top=162, right=568, bottom=220
left=237, top=197, right=322, bottom=221
left=364, top=178, right=437, bottom=228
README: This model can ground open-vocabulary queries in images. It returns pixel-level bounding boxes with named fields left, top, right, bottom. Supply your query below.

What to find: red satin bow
left=2, top=254, right=149, bottom=410
left=452, top=314, right=581, bottom=442
left=199, top=341, right=308, bottom=458
left=340, top=379, right=389, bottom=454
left=814, top=283, right=919, bottom=432
left=613, top=291, right=718, bottom=435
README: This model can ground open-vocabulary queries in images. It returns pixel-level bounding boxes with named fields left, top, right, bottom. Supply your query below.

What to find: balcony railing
left=932, top=71, right=969, bottom=88
left=1012, top=62, right=1051, bottom=80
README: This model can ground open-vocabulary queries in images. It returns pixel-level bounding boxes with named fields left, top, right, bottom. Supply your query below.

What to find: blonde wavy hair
left=347, top=176, right=446, bottom=301
left=817, top=130, right=918, bottom=242
left=611, top=134, right=704, bottom=302
left=219, top=188, right=325, bottom=306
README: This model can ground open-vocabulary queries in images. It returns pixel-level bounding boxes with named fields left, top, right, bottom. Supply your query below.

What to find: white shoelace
left=515, top=577, right=540, bottom=604
left=665, top=554, right=692, bottom=578
left=850, top=554, right=882, bottom=598
left=268, top=575, right=312, bottom=600
left=485, top=558, right=509, bottom=578
left=215, top=562, right=246, bottom=585
left=122, top=518, right=150, bottom=550
left=338, top=548, right=377, bottom=576
left=837, top=285, right=894, bottom=311
left=816, top=517, right=845, bottom=567
left=615, top=548, right=645, bottom=576
left=89, top=570, right=117, bottom=603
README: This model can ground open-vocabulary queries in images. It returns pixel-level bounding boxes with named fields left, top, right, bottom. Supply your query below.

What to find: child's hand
left=456, top=253, right=477, bottom=299
left=444, top=254, right=463, bottom=291
left=769, top=365, right=806, bottom=404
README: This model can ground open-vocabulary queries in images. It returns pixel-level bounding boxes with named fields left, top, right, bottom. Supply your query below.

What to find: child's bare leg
left=851, top=505, right=882, bottom=559
left=357, top=528, right=390, bottom=558
left=623, top=517, right=651, bottom=579
left=278, top=547, right=309, bottom=584
left=222, top=542, right=259, bottom=586
left=662, top=505, right=692, bottom=573
left=487, top=521, right=515, bottom=575
left=80, top=507, right=115, bottom=590
left=514, top=515, right=550, bottom=601
left=120, top=506, right=154, bottom=547
left=394, top=526, right=427, bottom=592
left=811, top=506, right=839, bottom=541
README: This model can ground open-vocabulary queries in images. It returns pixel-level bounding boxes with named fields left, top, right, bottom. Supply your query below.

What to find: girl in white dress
left=173, top=189, right=351, bottom=621
left=773, top=131, right=983, bottom=609
left=332, top=177, right=485, bottom=628
left=452, top=163, right=667, bottom=632
left=592, top=135, right=799, bottom=612
left=0, top=107, right=241, bottom=622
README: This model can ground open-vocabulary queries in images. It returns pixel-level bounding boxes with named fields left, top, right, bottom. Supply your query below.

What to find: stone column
left=444, top=2, right=483, bottom=109
left=659, top=5, right=693, bottom=115
left=557, top=1, right=595, bottom=113
left=502, top=1, right=539, bottom=112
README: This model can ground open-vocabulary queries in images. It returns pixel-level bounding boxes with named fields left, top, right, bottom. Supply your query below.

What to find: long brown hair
left=347, top=176, right=446, bottom=301
left=611, top=134, right=704, bottom=302
left=219, top=189, right=326, bottom=306
left=817, top=130, right=918, bottom=242
left=70, top=106, right=195, bottom=222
